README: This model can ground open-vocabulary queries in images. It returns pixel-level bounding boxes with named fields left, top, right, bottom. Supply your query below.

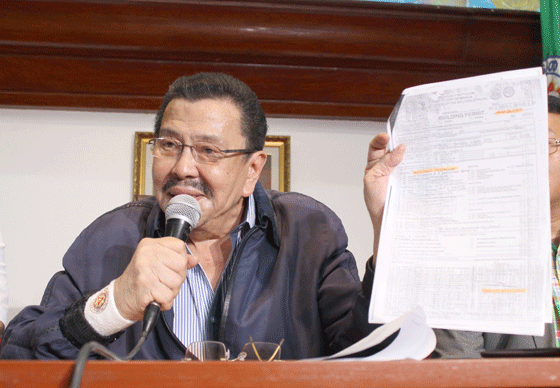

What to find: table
left=1, top=358, right=560, bottom=387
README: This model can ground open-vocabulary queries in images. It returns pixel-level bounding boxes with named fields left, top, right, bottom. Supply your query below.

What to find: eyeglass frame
left=184, top=338, right=284, bottom=362
left=550, top=137, right=560, bottom=155
left=243, top=338, right=284, bottom=362
left=148, top=137, right=260, bottom=164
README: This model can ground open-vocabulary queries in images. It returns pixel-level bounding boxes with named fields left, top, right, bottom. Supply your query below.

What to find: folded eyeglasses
left=184, top=337, right=284, bottom=362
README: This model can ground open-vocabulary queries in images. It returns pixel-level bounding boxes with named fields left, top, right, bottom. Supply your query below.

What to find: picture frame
left=133, top=132, right=290, bottom=200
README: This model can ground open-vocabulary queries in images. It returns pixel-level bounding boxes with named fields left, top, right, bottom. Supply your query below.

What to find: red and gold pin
left=90, top=288, right=109, bottom=314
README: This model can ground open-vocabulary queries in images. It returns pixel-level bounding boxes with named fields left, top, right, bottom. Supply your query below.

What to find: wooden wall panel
left=0, top=0, right=541, bottom=120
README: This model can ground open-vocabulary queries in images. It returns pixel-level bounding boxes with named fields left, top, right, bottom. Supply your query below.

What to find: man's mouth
left=163, top=178, right=212, bottom=199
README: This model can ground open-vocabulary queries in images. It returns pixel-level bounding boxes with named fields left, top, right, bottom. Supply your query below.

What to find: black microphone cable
left=69, top=302, right=160, bottom=388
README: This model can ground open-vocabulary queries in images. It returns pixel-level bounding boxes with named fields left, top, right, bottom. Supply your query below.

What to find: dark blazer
left=0, top=183, right=377, bottom=360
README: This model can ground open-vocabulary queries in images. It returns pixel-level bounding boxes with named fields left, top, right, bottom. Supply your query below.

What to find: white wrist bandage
left=84, top=280, right=135, bottom=337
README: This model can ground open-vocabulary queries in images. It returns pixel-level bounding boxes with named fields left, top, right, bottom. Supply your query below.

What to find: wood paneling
left=0, top=0, right=541, bottom=120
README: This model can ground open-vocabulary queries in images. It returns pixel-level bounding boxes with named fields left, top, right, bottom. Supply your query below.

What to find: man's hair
left=549, top=95, right=560, bottom=114
left=154, top=73, right=268, bottom=151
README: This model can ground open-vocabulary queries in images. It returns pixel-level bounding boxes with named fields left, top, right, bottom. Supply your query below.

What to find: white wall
left=0, top=107, right=384, bottom=322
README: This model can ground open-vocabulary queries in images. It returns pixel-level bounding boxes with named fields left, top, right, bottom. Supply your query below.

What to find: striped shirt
left=172, top=195, right=256, bottom=347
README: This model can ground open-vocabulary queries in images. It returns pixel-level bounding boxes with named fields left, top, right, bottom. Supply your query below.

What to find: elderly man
left=0, top=73, right=381, bottom=360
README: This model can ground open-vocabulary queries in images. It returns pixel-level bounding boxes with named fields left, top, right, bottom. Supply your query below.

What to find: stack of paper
left=370, top=67, right=550, bottom=336
left=326, top=307, right=436, bottom=361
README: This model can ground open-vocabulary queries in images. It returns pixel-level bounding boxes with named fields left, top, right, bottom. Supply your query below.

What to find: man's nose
left=171, top=146, right=199, bottom=178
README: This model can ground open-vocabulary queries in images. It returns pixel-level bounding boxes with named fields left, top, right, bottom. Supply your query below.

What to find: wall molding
left=0, top=0, right=541, bottom=120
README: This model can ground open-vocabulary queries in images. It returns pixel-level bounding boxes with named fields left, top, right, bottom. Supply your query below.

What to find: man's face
left=153, top=98, right=266, bottom=235
left=549, top=112, right=560, bottom=209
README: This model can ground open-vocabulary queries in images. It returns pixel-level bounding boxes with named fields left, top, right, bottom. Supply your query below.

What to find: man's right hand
left=114, top=237, right=197, bottom=321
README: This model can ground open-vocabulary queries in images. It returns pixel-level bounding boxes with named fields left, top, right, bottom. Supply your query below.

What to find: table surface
left=2, top=357, right=560, bottom=388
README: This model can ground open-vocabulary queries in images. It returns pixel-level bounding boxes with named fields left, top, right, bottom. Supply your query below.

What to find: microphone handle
left=163, top=218, right=193, bottom=241
left=143, top=302, right=161, bottom=336
left=142, top=217, right=192, bottom=337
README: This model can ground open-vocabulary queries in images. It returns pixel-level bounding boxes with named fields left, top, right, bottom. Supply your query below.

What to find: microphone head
left=165, top=194, right=202, bottom=228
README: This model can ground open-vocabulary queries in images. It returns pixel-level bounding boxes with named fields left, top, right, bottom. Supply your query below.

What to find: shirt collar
left=151, top=194, right=256, bottom=239
left=230, top=194, right=256, bottom=242
left=245, top=194, right=256, bottom=229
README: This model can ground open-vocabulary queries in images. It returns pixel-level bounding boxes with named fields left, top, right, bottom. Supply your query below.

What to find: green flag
left=542, top=0, right=560, bottom=96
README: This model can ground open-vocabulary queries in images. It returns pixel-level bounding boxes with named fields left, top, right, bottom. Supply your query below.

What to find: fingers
left=365, top=133, right=390, bottom=168
left=365, top=133, right=405, bottom=177
left=385, top=143, right=406, bottom=171
left=368, top=132, right=390, bottom=153
left=114, top=237, right=197, bottom=320
left=363, top=134, right=406, bottom=222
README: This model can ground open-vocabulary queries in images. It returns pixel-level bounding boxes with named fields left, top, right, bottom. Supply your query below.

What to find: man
left=0, top=73, right=379, bottom=360
left=364, top=95, right=560, bottom=358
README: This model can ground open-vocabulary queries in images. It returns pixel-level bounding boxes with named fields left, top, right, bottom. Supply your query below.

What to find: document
left=326, top=307, right=436, bottom=361
left=305, top=307, right=436, bottom=361
left=369, top=67, right=551, bottom=335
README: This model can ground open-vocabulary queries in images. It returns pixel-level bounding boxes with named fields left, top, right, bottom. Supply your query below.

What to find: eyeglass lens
left=185, top=341, right=229, bottom=361
left=151, top=138, right=222, bottom=164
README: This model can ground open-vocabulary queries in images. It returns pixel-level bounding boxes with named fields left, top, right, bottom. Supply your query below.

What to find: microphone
left=143, top=195, right=202, bottom=336
left=164, top=194, right=202, bottom=240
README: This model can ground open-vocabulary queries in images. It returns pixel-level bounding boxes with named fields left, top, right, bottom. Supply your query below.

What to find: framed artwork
left=133, top=132, right=290, bottom=200
left=259, top=135, right=290, bottom=192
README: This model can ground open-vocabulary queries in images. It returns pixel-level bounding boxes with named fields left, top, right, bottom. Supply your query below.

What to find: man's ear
left=242, top=150, right=268, bottom=197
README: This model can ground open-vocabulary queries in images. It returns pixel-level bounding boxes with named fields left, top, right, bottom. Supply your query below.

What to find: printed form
left=369, top=67, right=551, bottom=335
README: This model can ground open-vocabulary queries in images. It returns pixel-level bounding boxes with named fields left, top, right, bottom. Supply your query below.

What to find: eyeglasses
left=149, top=137, right=258, bottom=164
left=550, top=138, right=560, bottom=155
left=184, top=338, right=284, bottom=362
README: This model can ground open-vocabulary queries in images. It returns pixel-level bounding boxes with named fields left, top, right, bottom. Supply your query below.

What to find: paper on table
left=325, top=306, right=436, bottom=361
left=370, top=67, right=551, bottom=336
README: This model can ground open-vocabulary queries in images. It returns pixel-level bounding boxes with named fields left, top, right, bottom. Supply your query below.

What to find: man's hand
left=364, top=133, right=405, bottom=257
left=114, top=237, right=197, bottom=321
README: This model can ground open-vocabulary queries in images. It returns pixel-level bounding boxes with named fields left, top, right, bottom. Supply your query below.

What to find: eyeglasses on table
left=184, top=338, right=284, bottom=362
